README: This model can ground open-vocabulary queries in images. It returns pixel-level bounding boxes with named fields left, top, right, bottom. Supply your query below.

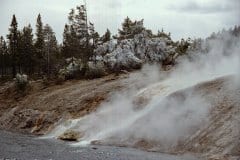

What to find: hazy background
left=0, top=0, right=239, bottom=41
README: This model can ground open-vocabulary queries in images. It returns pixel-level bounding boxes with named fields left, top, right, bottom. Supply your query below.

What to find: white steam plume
left=50, top=33, right=240, bottom=150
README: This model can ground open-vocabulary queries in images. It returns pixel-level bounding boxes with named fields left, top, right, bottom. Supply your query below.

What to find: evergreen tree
left=118, top=16, right=133, bottom=39
left=89, top=22, right=95, bottom=45
left=7, top=15, right=19, bottom=77
left=176, top=38, right=190, bottom=55
left=2, top=38, right=9, bottom=76
left=118, top=17, right=145, bottom=39
left=75, top=5, right=88, bottom=42
left=102, top=28, right=111, bottom=43
left=35, top=14, right=45, bottom=75
left=63, top=8, right=86, bottom=59
left=93, top=32, right=100, bottom=44
left=67, top=8, right=78, bottom=59
left=43, top=24, right=59, bottom=76
left=88, top=22, right=100, bottom=62
left=0, top=36, right=6, bottom=77
left=75, top=5, right=90, bottom=62
left=18, top=24, right=35, bottom=75
left=68, top=9, right=75, bottom=25
left=156, top=29, right=171, bottom=40
left=69, top=24, right=80, bottom=58
left=131, top=19, right=145, bottom=35
left=89, top=22, right=99, bottom=48
left=232, top=25, right=240, bottom=37
left=62, top=24, right=71, bottom=58
left=63, top=4, right=92, bottom=63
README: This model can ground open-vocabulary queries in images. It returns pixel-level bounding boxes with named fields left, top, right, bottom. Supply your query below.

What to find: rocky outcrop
left=93, top=32, right=178, bottom=71
left=58, top=30, right=180, bottom=80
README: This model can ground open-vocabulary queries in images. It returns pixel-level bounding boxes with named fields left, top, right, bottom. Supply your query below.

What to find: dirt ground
left=0, top=74, right=239, bottom=160
left=176, top=76, right=240, bottom=159
left=0, top=74, right=128, bottom=135
left=89, top=76, right=240, bottom=160
left=138, top=76, right=240, bottom=159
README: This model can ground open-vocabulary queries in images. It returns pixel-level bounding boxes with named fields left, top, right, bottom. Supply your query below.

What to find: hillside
left=69, top=75, right=239, bottom=160
left=0, top=74, right=128, bottom=134
left=175, top=76, right=240, bottom=159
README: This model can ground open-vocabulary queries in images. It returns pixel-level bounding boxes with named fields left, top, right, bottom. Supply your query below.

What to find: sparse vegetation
left=15, top=73, right=29, bottom=91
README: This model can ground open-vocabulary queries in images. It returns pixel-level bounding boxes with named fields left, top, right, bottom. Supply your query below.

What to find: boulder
left=58, top=130, right=82, bottom=141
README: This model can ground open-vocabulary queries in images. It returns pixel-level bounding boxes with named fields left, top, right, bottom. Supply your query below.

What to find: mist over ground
left=50, top=32, right=240, bottom=152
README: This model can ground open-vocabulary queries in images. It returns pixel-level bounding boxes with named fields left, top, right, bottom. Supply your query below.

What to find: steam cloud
left=50, top=33, right=240, bottom=150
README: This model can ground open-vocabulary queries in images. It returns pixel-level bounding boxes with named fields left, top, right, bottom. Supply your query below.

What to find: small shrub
left=85, top=61, right=107, bottom=79
left=58, top=58, right=86, bottom=80
left=15, top=73, right=29, bottom=91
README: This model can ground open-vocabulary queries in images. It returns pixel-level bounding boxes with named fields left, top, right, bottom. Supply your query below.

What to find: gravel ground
left=0, top=130, right=199, bottom=160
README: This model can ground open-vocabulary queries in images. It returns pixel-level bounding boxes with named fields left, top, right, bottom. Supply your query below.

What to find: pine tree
left=232, top=25, right=240, bottom=37
left=7, top=15, right=19, bottom=77
left=1, top=37, right=8, bottom=76
left=88, top=22, right=100, bottom=62
left=75, top=5, right=88, bottom=42
left=0, top=36, right=5, bottom=77
left=62, top=24, right=71, bottom=58
left=63, top=4, right=92, bottom=63
left=93, top=32, right=100, bottom=44
left=118, top=16, right=133, bottom=39
left=176, top=38, right=190, bottom=54
left=102, top=29, right=111, bottom=43
left=131, top=19, right=145, bottom=35
left=75, top=5, right=90, bottom=62
left=69, top=24, right=79, bottom=58
left=68, top=9, right=75, bottom=25
left=118, top=17, right=145, bottom=39
left=0, top=36, right=10, bottom=78
left=67, top=8, right=78, bottom=60
left=35, top=14, right=45, bottom=75
left=18, top=24, right=35, bottom=75
left=63, top=8, right=86, bottom=59
left=43, top=24, right=59, bottom=76
left=157, top=29, right=171, bottom=39
left=89, top=22, right=100, bottom=48
left=89, top=22, right=95, bottom=45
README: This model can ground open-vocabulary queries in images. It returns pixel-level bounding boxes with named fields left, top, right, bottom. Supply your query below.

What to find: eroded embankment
left=0, top=74, right=239, bottom=159
left=0, top=74, right=128, bottom=135
left=124, top=76, right=239, bottom=159
left=120, top=76, right=240, bottom=159
left=50, top=75, right=239, bottom=160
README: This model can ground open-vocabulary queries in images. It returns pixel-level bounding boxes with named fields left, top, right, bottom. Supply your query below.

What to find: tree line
left=0, top=3, right=191, bottom=80
left=0, top=14, right=59, bottom=79
left=0, top=4, right=112, bottom=80
left=1, top=3, right=239, bottom=81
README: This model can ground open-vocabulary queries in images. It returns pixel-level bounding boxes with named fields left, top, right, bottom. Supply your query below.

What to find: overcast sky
left=0, top=0, right=239, bottom=41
